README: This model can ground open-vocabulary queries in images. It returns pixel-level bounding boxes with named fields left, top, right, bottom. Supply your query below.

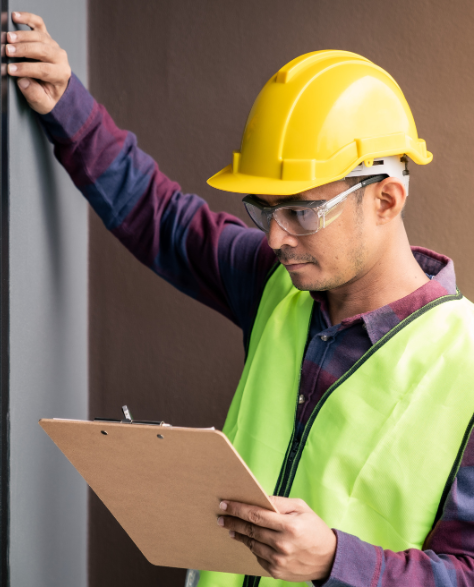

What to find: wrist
left=37, top=73, right=94, bottom=144
left=319, top=528, right=337, bottom=580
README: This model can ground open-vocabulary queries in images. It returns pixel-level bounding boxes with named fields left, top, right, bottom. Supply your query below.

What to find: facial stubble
left=278, top=202, right=367, bottom=293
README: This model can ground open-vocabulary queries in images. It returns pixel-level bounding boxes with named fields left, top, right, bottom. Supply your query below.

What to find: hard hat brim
left=207, top=164, right=340, bottom=196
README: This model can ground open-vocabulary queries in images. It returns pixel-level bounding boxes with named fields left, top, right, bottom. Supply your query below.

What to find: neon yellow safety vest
left=199, top=264, right=474, bottom=587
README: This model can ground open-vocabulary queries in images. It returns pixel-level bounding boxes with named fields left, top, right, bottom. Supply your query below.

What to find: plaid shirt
left=40, top=73, right=474, bottom=587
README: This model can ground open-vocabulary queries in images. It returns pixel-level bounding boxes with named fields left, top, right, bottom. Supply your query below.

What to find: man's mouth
left=276, top=249, right=318, bottom=269
left=281, top=261, right=309, bottom=271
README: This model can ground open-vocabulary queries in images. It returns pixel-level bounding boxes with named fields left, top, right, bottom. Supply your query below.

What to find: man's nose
left=266, top=218, right=298, bottom=250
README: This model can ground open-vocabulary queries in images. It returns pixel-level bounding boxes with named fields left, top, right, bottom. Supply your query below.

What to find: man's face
left=260, top=180, right=374, bottom=292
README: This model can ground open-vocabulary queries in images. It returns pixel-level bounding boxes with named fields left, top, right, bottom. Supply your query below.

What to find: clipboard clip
left=94, top=406, right=172, bottom=427
left=122, top=405, right=133, bottom=422
left=121, top=405, right=172, bottom=427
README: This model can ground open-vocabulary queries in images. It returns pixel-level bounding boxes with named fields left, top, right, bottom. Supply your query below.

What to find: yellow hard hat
left=207, top=50, right=432, bottom=195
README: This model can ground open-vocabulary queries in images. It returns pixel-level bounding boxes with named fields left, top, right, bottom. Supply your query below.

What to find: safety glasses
left=242, top=175, right=387, bottom=236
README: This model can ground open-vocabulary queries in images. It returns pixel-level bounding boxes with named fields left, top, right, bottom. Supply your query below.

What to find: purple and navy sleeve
left=39, top=73, right=276, bottom=339
left=39, top=74, right=474, bottom=587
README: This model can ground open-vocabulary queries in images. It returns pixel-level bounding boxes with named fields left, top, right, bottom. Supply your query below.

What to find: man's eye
left=289, top=208, right=309, bottom=217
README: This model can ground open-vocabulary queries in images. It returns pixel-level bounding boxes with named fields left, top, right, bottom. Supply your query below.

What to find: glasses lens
left=244, top=202, right=270, bottom=232
left=320, top=198, right=347, bottom=229
left=244, top=199, right=345, bottom=236
left=274, top=206, right=320, bottom=235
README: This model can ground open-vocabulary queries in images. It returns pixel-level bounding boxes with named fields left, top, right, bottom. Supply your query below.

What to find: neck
left=327, top=226, right=429, bottom=325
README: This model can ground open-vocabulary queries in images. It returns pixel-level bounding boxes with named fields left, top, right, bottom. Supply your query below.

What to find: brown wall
left=88, top=1, right=474, bottom=585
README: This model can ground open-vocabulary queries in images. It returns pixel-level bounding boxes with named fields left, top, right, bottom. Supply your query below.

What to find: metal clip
left=122, top=405, right=133, bottom=422
left=120, top=406, right=172, bottom=427
left=400, top=155, right=410, bottom=176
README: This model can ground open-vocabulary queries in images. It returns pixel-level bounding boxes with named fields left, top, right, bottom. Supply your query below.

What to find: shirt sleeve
left=38, top=73, right=277, bottom=332
left=313, top=426, right=474, bottom=587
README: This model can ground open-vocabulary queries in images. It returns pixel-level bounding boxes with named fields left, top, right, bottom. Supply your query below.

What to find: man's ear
left=373, top=177, right=406, bottom=224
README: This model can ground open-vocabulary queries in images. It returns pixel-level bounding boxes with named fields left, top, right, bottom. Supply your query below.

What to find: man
left=7, top=11, right=474, bottom=587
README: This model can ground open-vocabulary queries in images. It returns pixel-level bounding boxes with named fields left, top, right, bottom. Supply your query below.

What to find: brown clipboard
left=39, top=418, right=277, bottom=576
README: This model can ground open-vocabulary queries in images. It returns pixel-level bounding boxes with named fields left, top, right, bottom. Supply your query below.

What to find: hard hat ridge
left=208, top=50, right=432, bottom=195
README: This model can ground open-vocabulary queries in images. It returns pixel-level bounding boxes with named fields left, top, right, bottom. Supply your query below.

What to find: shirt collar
left=310, top=247, right=456, bottom=345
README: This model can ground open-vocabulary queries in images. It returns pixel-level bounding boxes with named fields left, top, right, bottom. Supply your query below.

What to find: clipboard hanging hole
left=101, top=430, right=108, bottom=436
left=157, top=434, right=164, bottom=439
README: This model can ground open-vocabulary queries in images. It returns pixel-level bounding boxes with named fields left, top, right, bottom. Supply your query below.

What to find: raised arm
left=6, top=12, right=277, bottom=333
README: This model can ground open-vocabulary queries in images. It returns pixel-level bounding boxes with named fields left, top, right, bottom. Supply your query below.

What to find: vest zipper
left=274, top=393, right=332, bottom=498
left=242, top=289, right=463, bottom=587
left=288, top=440, right=300, bottom=462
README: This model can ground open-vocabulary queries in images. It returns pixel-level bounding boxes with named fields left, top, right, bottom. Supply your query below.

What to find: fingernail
left=7, top=45, right=16, bottom=54
left=8, top=32, right=17, bottom=41
left=18, top=78, right=30, bottom=89
left=219, top=501, right=228, bottom=511
left=229, top=531, right=235, bottom=538
left=12, top=12, right=21, bottom=18
left=8, top=64, right=17, bottom=73
left=217, top=516, right=225, bottom=527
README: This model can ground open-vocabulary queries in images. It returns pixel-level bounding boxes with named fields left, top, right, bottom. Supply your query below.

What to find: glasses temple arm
left=322, top=174, right=388, bottom=213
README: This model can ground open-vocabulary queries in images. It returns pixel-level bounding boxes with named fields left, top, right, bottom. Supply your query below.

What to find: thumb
left=269, top=496, right=310, bottom=515
left=16, top=78, right=56, bottom=115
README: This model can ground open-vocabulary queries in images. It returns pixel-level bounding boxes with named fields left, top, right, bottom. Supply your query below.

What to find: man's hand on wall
left=217, top=497, right=337, bottom=582
left=6, top=12, right=71, bottom=115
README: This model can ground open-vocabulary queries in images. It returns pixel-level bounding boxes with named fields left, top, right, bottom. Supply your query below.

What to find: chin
left=289, top=271, right=345, bottom=292
left=288, top=272, right=322, bottom=292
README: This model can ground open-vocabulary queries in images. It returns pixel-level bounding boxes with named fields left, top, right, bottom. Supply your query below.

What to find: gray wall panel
left=8, top=2, right=88, bottom=586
